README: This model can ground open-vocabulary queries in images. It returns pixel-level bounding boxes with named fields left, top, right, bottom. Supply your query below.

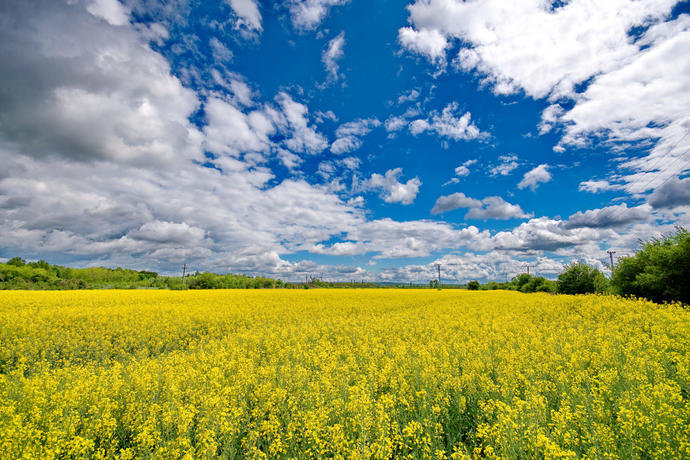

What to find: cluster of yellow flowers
left=1, top=289, right=688, bottom=458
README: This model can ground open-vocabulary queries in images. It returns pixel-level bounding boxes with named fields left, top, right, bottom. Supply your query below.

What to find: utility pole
left=436, top=263, right=441, bottom=290
left=607, top=250, right=616, bottom=268
left=522, top=264, right=536, bottom=276
left=182, top=263, right=186, bottom=286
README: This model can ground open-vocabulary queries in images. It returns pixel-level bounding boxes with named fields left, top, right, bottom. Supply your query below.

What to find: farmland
left=1, top=290, right=689, bottom=459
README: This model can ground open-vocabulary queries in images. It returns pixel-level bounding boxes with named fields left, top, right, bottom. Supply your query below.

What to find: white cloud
left=401, top=0, right=676, bottom=98
left=648, top=177, right=690, bottom=209
left=276, top=92, right=329, bottom=155
left=0, top=1, right=203, bottom=166
left=409, top=102, right=483, bottom=141
left=287, top=0, right=349, bottom=31
left=491, top=217, right=614, bottom=252
left=578, top=180, right=621, bottom=193
left=209, top=37, right=234, bottom=62
left=451, top=158, right=477, bottom=178
left=315, top=110, right=338, bottom=123
left=558, top=17, right=690, bottom=194
left=490, top=154, right=519, bottom=176
left=227, top=0, right=262, bottom=33
left=129, top=221, right=206, bottom=245
left=330, top=118, right=380, bottom=155
left=398, top=27, right=448, bottom=65
left=322, top=32, right=345, bottom=80
left=454, top=165, right=470, bottom=177
left=398, top=89, right=420, bottom=104
left=398, top=0, right=690, bottom=214
left=564, top=204, right=651, bottom=229
left=348, top=219, right=488, bottom=259
left=518, top=164, right=552, bottom=190
left=400, top=0, right=690, bottom=204
left=431, top=193, right=480, bottom=214
left=384, top=116, right=408, bottom=132
left=202, top=97, right=273, bottom=158
left=358, top=168, right=422, bottom=205
left=330, top=137, right=361, bottom=155
left=86, top=0, right=131, bottom=26
left=431, top=193, right=529, bottom=220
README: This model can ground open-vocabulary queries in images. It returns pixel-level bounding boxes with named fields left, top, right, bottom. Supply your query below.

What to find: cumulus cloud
left=322, top=32, right=345, bottom=80
left=398, top=27, right=448, bottom=65
left=558, top=17, right=690, bottom=194
left=400, top=0, right=690, bottom=202
left=287, top=0, right=349, bottom=31
left=431, top=193, right=480, bottom=214
left=348, top=219, right=488, bottom=259
left=564, top=204, right=650, bottom=229
left=401, top=0, right=676, bottom=97
left=648, top=177, right=690, bottom=209
left=409, top=102, right=484, bottom=141
left=0, top=0, right=203, bottom=166
left=203, top=97, right=273, bottom=157
left=358, top=168, right=422, bottom=205
left=491, top=217, right=614, bottom=252
left=431, top=193, right=529, bottom=220
left=86, top=0, right=131, bottom=26
left=518, top=164, right=552, bottom=190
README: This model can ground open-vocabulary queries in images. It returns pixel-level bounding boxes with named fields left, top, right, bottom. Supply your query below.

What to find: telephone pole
left=436, top=263, right=441, bottom=290
left=607, top=250, right=616, bottom=268
left=182, top=263, right=186, bottom=285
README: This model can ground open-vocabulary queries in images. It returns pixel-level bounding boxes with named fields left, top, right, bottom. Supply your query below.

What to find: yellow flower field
left=1, top=290, right=689, bottom=459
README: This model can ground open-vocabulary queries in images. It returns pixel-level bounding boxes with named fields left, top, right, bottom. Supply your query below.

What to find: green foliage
left=0, top=258, right=161, bottom=290
left=466, top=280, right=480, bottom=290
left=185, top=272, right=278, bottom=289
left=557, top=263, right=608, bottom=295
left=520, top=276, right=558, bottom=294
left=480, top=281, right=516, bottom=291
left=6, top=257, right=26, bottom=267
left=610, top=227, right=690, bottom=305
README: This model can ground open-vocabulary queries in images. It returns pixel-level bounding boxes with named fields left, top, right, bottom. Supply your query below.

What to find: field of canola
left=1, top=289, right=689, bottom=459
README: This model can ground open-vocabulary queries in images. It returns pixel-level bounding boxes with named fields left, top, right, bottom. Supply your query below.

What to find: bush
left=557, top=263, right=608, bottom=295
left=610, top=227, right=690, bottom=305
left=466, top=280, right=480, bottom=290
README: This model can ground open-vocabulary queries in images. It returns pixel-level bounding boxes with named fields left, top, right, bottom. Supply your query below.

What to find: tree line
left=0, top=260, right=377, bottom=290
left=1, top=227, right=687, bottom=304
left=465, top=227, right=689, bottom=305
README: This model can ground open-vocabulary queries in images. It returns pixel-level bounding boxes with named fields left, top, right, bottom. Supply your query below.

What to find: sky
left=1, top=0, right=689, bottom=283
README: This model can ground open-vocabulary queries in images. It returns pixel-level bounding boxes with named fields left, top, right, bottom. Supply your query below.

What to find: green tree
left=466, top=280, right=480, bottom=290
left=6, top=257, right=26, bottom=267
left=610, top=227, right=690, bottom=304
left=557, top=263, right=608, bottom=295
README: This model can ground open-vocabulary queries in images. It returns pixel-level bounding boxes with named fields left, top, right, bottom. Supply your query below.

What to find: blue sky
left=1, top=0, right=689, bottom=282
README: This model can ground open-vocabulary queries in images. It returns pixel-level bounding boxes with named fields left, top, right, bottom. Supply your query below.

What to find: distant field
left=1, top=290, right=689, bottom=459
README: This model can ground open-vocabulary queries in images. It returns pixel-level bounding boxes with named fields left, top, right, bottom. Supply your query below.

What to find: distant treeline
left=465, top=227, right=689, bottom=305
left=0, top=258, right=379, bottom=290
left=1, top=227, right=687, bottom=304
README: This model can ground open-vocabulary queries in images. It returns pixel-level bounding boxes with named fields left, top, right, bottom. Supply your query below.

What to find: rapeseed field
left=1, top=290, right=689, bottom=459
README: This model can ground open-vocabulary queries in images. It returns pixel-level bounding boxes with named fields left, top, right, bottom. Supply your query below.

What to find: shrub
left=610, top=227, right=690, bottom=304
left=557, top=263, right=608, bottom=295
